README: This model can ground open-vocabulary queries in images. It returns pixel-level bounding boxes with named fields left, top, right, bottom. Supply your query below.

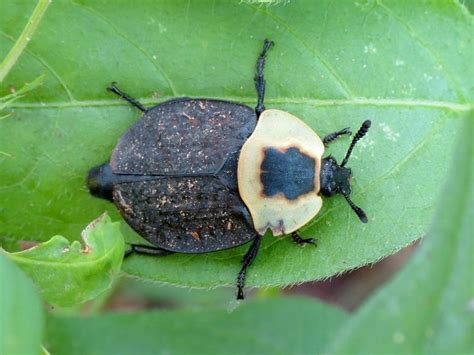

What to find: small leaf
left=324, top=117, right=473, bottom=354
left=46, top=297, right=348, bottom=355
left=2, top=214, right=125, bottom=307
left=0, top=254, right=43, bottom=355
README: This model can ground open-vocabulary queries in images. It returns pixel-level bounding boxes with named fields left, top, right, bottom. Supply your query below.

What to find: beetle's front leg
left=254, top=39, right=274, bottom=118
left=291, top=231, right=317, bottom=247
left=322, top=127, right=352, bottom=145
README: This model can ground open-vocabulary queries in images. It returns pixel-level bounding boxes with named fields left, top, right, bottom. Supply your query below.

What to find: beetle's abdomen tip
left=87, top=163, right=113, bottom=201
left=87, top=165, right=101, bottom=195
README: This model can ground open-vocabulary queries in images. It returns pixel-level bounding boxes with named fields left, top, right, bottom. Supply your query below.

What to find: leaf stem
left=0, top=0, right=51, bottom=83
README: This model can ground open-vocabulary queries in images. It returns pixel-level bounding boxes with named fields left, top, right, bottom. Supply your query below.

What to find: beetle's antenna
left=341, top=120, right=371, bottom=167
left=343, top=192, right=368, bottom=223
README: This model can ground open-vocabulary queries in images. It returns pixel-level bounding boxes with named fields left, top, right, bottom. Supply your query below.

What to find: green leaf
left=324, top=117, right=474, bottom=354
left=0, top=0, right=50, bottom=83
left=1, top=214, right=125, bottom=307
left=0, top=74, right=44, bottom=112
left=115, top=277, right=237, bottom=310
left=0, top=1, right=472, bottom=289
left=46, top=297, right=347, bottom=355
left=0, top=254, right=43, bottom=355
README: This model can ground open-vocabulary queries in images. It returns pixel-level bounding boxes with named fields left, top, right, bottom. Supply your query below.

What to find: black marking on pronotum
left=260, top=147, right=315, bottom=200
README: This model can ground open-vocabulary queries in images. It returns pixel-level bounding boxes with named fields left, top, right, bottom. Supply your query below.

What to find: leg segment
left=124, top=244, right=175, bottom=258
left=254, top=39, right=274, bottom=117
left=236, top=235, right=262, bottom=300
left=291, top=232, right=317, bottom=247
left=323, top=127, right=351, bottom=145
left=107, top=82, right=147, bottom=112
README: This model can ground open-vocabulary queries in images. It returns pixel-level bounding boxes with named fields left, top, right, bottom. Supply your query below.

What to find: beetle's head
left=87, top=162, right=114, bottom=201
left=320, top=120, right=371, bottom=223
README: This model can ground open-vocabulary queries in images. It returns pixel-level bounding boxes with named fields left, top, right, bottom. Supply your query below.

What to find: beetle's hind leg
left=107, top=82, right=147, bottom=112
left=322, top=127, right=352, bottom=145
left=291, top=231, right=317, bottom=247
left=124, top=244, right=175, bottom=258
left=254, top=39, right=274, bottom=118
left=236, top=235, right=262, bottom=300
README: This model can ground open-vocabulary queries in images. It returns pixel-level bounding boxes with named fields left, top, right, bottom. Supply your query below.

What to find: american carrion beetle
left=87, top=40, right=372, bottom=299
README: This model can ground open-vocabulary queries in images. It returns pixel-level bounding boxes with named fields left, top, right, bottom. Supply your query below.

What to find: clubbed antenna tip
left=341, top=120, right=372, bottom=167
left=343, top=193, right=368, bottom=223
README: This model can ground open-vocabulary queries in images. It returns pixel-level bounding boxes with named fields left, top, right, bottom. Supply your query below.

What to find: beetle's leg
left=254, top=39, right=274, bottom=118
left=236, top=235, right=262, bottom=300
left=124, top=244, right=175, bottom=258
left=107, top=82, right=147, bottom=112
left=322, top=127, right=352, bottom=145
left=291, top=231, right=317, bottom=247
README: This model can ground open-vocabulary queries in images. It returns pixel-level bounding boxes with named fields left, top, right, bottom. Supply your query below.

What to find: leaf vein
left=307, top=113, right=449, bottom=227
left=8, top=96, right=472, bottom=112
left=376, top=0, right=466, bottom=101
left=0, top=31, right=75, bottom=101
left=0, top=160, right=39, bottom=190
left=70, top=1, right=178, bottom=96
left=247, top=3, right=354, bottom=98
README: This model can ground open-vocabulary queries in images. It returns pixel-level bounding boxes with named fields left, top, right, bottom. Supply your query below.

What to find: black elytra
left=87, top=39, right=373, bottom=300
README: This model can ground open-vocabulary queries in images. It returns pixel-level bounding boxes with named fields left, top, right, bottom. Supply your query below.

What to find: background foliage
left=0, top=1, right=472, bottom=354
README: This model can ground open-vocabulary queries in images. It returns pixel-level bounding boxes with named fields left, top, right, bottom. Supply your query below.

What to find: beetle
left=87, top=40, right=371, bottom=299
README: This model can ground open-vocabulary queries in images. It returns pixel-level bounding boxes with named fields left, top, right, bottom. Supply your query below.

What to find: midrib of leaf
left=0, top=0, right=51, bottom=83
left=7, top=96, right=473, bottom=112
